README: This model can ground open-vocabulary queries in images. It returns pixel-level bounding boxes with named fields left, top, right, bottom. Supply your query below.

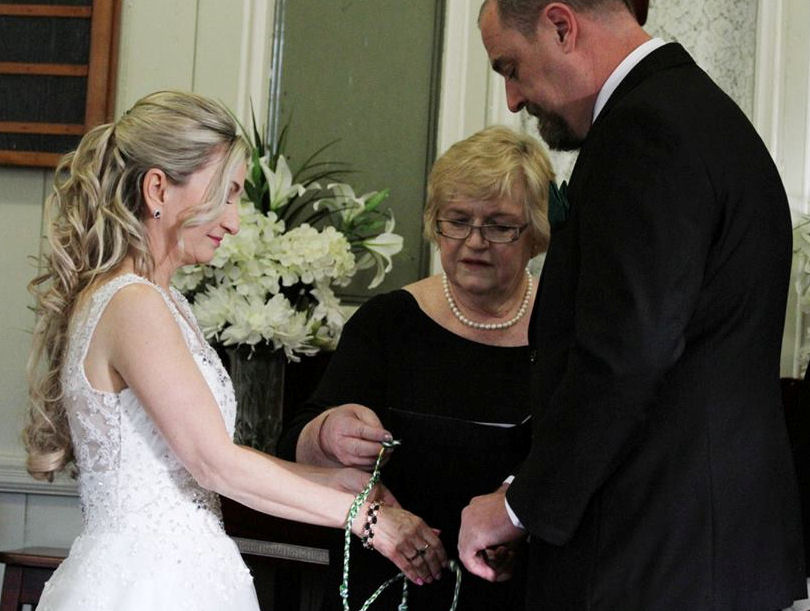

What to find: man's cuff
left=505, top=497, right=525, bottom=530
left=502, top=476, right=525, bottom=530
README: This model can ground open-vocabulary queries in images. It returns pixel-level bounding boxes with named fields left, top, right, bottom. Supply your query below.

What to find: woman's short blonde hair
left=424, top=125, right=553, bottom=256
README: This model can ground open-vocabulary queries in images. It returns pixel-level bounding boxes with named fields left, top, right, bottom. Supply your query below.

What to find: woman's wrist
left=296, top=409, right=337, bottom=466
left=360, top=500, right=382, bottom=549
left=317, top=410, right=333, bottom=459
left=350, top=499, right=382, bottom=540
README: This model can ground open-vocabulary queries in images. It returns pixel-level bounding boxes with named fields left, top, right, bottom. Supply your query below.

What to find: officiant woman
left=279, top=125, right=553, bottom=610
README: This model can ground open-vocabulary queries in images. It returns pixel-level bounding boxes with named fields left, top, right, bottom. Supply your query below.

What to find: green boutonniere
left=548, top=180, right=570, bottom=229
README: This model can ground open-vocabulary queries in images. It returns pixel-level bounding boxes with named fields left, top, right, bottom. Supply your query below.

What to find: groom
left=459, top=1, right=807, bottom=608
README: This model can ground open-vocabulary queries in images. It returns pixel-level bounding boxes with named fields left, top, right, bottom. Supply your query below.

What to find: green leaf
left=291, top=139, right=341, bottom=182
left=249, top=101, right=265, bottom=152
left=363, top=189, right=390, bottom=213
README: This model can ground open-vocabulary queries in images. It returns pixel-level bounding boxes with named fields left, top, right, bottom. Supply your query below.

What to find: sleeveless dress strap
left=71, top=273, right=196, bottom=370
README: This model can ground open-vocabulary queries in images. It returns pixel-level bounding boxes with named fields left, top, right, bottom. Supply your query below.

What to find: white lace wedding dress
left=37, top=274, right=260, bottom=610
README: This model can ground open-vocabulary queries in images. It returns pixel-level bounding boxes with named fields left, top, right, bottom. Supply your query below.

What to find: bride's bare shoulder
left=89, top=279, right=175, bottom=343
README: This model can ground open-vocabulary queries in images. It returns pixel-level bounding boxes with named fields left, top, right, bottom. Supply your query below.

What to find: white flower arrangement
left=174, top=121, right=404, bottom=361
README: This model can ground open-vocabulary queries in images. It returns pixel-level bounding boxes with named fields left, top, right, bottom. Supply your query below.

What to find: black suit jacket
left=507, top=43, right=806, bottom=610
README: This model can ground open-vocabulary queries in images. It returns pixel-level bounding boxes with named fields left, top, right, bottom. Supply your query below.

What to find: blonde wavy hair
left=424, top=125, right=554, bottom=257
left=24, top=90, right=249, bottom=481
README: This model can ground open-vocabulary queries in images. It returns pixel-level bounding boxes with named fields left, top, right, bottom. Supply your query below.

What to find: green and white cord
left=340, top=439, right=462, bottom=610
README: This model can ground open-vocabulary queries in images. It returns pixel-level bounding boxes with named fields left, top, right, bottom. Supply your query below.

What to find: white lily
left=313, top=182, right=372, bottom=224
left=259, top=154, right=306, bottom=211
left=357, top=229, right=404, bottom=288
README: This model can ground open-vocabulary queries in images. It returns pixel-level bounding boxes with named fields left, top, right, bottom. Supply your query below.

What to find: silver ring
left=418, top=543, right=430, bottom=555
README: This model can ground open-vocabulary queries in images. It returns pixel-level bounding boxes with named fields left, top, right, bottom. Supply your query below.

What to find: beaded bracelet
left=361, top=501, right=382, bottom=550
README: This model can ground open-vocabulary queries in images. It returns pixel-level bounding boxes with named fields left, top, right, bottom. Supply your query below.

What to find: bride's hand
left=353, top=503, right=447, bottom=585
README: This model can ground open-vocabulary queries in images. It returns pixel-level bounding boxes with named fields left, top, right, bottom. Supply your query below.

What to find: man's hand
left=458, top=485, right=526, bottom=582
left=318, top=404, right=393, bottom=470
left=478, top=540, right=521, bottom=581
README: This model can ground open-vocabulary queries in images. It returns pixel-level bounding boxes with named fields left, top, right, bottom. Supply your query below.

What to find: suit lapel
left=592, top=42, right=695, bottom=134
left=567, top=43, right=695, bottom=204
left=536, top=44, right=698, bottom=405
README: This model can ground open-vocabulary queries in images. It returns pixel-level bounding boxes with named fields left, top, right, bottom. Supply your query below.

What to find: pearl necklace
left=442, top=269, right=532, bottom=330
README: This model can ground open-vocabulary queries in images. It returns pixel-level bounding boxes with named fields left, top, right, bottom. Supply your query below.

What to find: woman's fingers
left=405, top=539, right=446, bottom=583
left=371, top=507, right=447, bottom=584
left=394, top=546, right=441, bottom=584
left=420, top=530, right=447, bottom=579
left=320, top=405, right=392, bottom=468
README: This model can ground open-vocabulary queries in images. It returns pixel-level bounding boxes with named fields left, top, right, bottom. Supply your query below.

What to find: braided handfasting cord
left=340, top=439, right=462, bottom=611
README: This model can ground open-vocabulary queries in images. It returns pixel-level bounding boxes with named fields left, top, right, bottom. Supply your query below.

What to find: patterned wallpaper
left=645, top=0, right=758, bottom=118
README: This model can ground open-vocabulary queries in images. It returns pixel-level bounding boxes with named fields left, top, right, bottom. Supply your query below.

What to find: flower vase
left=227, top=346, right=286, bottom=455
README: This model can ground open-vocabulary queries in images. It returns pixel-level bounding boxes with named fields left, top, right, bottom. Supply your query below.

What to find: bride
left=25, top=90, right=446, bottom=610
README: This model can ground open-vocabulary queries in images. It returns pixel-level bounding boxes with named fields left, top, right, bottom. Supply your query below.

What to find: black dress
left=279, top=290, right=534, bottom=610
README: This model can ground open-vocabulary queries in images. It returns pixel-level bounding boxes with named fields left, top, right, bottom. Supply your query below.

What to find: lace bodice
left=61, top=273, right=237, bottom=536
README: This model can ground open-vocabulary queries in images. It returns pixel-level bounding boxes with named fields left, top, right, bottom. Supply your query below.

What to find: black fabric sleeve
left=506, top=106, right=716, bottom=544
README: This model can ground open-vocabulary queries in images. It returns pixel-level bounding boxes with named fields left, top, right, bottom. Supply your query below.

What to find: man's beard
left=527, top=103, right=583, bottom=152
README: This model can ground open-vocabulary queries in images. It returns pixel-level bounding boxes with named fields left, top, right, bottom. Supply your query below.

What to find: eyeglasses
left=435, top=219, right=529, bottom=243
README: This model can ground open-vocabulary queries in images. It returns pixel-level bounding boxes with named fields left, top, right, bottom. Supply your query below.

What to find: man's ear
left=544, top=3, right=577, bottom=51
left=142, top=168, right=169, bottom=217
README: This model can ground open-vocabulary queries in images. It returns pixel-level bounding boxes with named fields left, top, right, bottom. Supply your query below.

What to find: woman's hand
left=354, top=503, right=447, bottom=585
left=317, top=404, right=393, bottom=470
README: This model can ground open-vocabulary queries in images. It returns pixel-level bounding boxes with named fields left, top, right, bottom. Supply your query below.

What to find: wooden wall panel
left=0, top=0, right=120, bottom=167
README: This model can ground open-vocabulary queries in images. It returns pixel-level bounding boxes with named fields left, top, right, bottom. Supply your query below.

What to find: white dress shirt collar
left=593, top=37, right=667, bottom=123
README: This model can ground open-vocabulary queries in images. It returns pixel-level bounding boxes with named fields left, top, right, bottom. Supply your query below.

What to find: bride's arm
left=96, top=285, right=446, bottom=583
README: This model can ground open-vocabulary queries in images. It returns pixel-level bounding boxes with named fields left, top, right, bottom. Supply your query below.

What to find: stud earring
left=153, top=209, right=162, bottom=220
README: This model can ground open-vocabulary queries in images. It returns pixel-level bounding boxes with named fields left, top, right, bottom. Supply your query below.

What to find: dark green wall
left=277, top=0, right=444, bottom=300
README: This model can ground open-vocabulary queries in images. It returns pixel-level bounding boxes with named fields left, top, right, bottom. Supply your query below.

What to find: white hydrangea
left=175, top=196, right=365, bottom=361
left=268, top=224, right=356, bottom=287
left=173, top=266, right=206, bottom=293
